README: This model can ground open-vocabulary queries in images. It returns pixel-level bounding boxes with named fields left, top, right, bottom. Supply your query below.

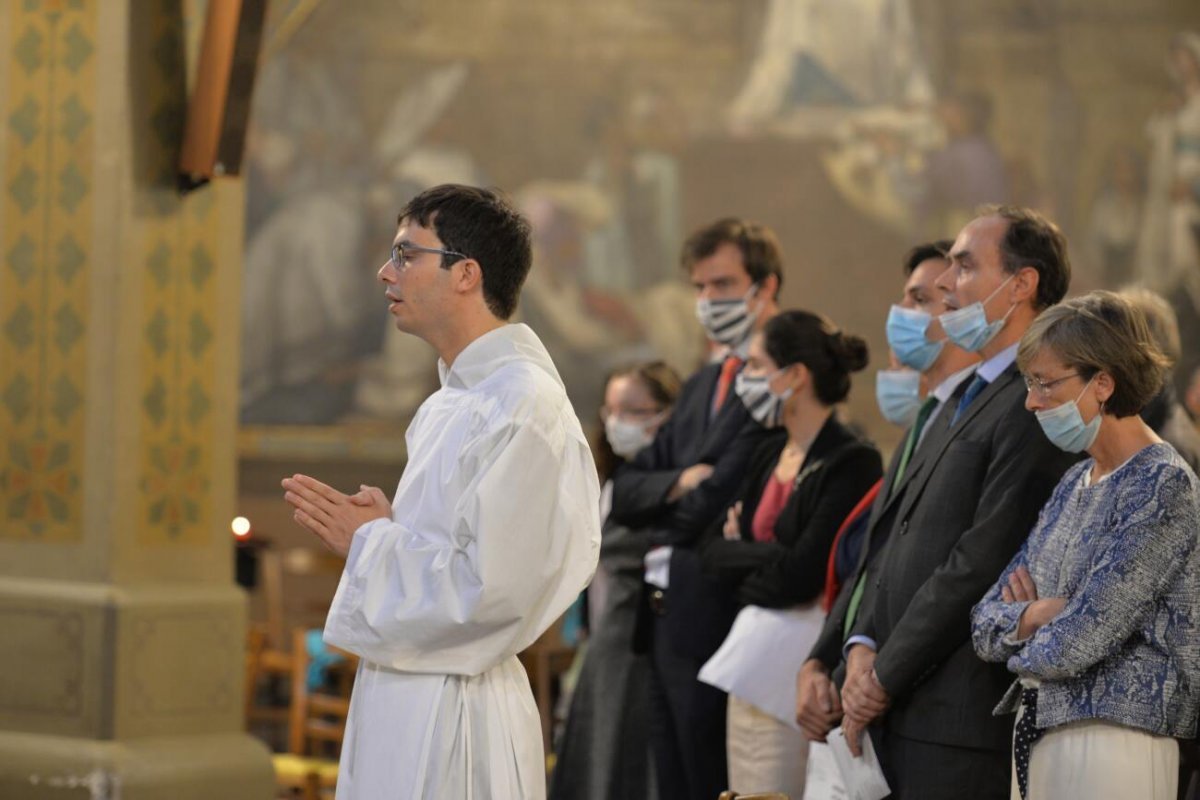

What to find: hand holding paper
left=841, top=656, right=890, bottom=757
left=796, top=659, right=843, bottom=742
left=825, top=726, right=891, bottom=800
left=841, top=655, right=890, bottom=726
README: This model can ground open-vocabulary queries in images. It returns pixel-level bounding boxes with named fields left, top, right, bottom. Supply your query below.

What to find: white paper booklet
left=802, top=742, right=850, bottom=800
left=698, top=603, right=825, bottom=729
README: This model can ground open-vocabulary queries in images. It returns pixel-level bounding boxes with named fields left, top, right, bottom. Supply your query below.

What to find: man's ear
left=760, top=273, right=780, bottom=302
left=454, top=258, right=484, bottom=294
left=1012, top=266, right=1040, bottom=306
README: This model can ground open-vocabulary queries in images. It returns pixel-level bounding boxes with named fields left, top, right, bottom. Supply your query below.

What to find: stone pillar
left=0, top=1, right=273, bottom=797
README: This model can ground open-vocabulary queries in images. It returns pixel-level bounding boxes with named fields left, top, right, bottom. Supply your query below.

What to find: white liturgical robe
left=323, top=323, right=601, bottom=799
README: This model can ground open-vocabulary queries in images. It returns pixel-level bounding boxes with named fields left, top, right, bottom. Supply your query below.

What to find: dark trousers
left=647, top=599, right=729, bottom=800
left=870, top=725, right=1010, bottom=800
left=1179, top=739, right=1200, bottom=800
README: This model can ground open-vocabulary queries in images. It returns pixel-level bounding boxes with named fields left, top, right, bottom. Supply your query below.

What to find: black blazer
left=699, top=415, right=883, bottom=609
left=608, top=359, right=771, bottom=661
left=608, top=360, right=768, bottom=544
left=847, top=363, right=1079, bottom=752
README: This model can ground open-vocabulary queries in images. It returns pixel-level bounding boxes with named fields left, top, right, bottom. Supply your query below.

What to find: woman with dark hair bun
left=698, top=310, right=883, bottom=797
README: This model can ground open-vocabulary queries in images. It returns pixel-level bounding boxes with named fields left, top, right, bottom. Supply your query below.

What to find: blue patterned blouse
left=971, top=442, right=1200, bottom=737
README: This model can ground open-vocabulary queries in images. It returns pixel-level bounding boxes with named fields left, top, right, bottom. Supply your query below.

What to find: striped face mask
left=735, top=368, right=792, bottom=428
left=696, top=284, right=760, bottom=349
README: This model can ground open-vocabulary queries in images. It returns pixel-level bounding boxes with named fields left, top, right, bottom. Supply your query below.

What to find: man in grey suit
left=815, top=206, right=1079, bottom=799
left=796, top=241, right=978, bottom=743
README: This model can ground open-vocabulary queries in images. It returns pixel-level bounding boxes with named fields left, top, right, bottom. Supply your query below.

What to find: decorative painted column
left=0, top=1, right=273, bottom=797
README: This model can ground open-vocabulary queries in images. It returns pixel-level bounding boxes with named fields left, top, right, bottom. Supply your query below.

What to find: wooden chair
left=262, top=547, right=347, bottom=647
left=517, top=620, right=577, bottom=758
left=245, top=622, right=294, bottom=734
left=273, top=628, right=358, bottom=799
left=717, top=792, right=791, bottom=800
left=245, top=547, right=346, bottom=738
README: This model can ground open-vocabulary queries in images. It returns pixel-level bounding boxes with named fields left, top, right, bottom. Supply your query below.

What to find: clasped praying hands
left=282, top=474, right=392, bottom=557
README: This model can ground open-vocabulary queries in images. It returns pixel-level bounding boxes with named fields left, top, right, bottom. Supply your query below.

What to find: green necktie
left=892, top=396, right=939, bottom=493
left=843, top=395, right=939, bottom=637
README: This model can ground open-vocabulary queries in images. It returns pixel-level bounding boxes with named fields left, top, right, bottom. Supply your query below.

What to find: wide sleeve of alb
left=323, top=413, right=600, bottom=676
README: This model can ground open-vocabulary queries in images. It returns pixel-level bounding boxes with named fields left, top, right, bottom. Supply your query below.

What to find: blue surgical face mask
left=886, top=305, right=945, bottom=371
left=1034, top=376, right=1102, bottom=453
left=875, top=369, right=922, bottom=427
left=938, top=274, right=1016, bottom=353
left=735, top=368, right=792, bottom=428
left=696, top=284, right=760, bottom=349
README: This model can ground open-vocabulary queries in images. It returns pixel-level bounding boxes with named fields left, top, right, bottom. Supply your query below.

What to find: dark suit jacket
left=848, top=363, right=1079, bottom=752
left=609, top=359, right=771, bottom=660
left=810, top=393, right=947, bottom=672
left=609, top=361, right=766, bottom=542
left=698, top=415, right=883, bottom=610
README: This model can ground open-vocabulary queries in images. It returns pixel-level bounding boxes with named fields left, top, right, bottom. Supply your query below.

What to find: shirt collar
left=437, top=323, right=559, bottom=391
left=932, top=363, right=980, bottom=404
left=729, top=337, right=752, bottom=360
left=976, top=342, right=1019, bottom=384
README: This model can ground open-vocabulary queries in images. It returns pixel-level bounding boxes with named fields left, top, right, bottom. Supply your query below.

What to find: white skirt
left=1013, top=705, right=1178, bottom=800
left=727, top=694, right=809, bottom=797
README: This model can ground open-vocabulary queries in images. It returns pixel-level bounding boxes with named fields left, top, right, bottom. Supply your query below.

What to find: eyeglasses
left=390, top=242, right=468, bottom=270
left=1023, top=372, right=1080, bottom=397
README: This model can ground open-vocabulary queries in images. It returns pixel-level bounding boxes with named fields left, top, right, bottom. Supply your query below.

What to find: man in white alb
left=282, top=184, right=601, bottom=799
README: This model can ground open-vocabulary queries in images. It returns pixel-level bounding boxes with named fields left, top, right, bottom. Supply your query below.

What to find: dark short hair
left=1017, top=291, right=1171, bottom=418
left=762, top=310, right=869, bottom=405
left=681, top=218, right=785, bottom=298
left=399, top=184, right=532, bottom=319
left=902, top=240, right=954, bottom=275
left=978, top=204, right=1071, bottom=310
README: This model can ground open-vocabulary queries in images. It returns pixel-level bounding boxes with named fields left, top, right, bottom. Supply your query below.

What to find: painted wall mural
left=1, top=0, right=95, bottom=541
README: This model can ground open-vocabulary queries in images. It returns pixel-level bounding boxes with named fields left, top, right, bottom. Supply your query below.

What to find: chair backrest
left=286, top=627, right=359, bottom=757
left=260, top=547, right=346, bottom=649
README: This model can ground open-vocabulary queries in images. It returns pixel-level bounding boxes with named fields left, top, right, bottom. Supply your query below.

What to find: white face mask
left=695, top=284, right=760, bottom=349
left=605, top=413, right=663, bottom=459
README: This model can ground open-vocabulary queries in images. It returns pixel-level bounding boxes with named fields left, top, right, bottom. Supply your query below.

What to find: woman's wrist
left=1016, top=600, right=1046, bottom=641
